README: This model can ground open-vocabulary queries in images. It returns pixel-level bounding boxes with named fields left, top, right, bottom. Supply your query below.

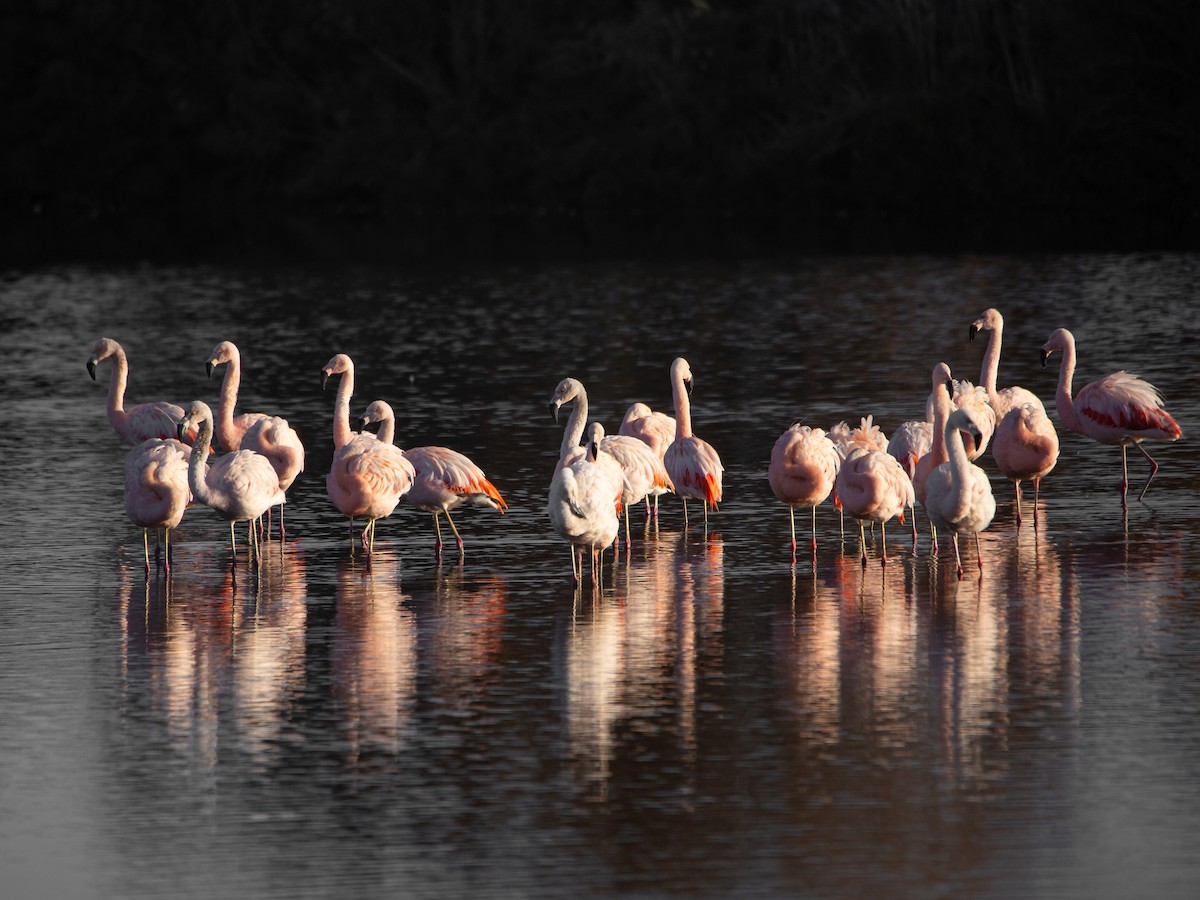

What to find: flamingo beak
left=357, top=417, right=368, bottom=434
left=945, top=378, right=954, bottom=393
left=1040, top=349, right=1051, bottom=369
left=685, top=377, right=693, bottom=396
left=552, top=401, right=561, bottom=423
left=206, top=360, right=216, bottom=379
left=87, top=359, right=97, bottom=380
left=969, top=324, right=979, bottom=342
left=322, top=371, right=331, bottom=389
left=176, top=419, right=189, bottom=442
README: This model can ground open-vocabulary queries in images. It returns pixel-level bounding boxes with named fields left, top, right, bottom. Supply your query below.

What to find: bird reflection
left=331, top=554, right=417, bottom=767
left=419, top=565, right=508, bottom=707
left=559, top=530, right=725, bottom=799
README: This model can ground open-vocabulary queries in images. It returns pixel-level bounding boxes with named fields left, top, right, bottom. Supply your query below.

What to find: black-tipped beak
left=969, top=324, right=979, bottom=342
left=1040, top=349, right=1050, bottom=369
left=176, top=419, right=188, bottom=441
left=552, top=401, right=561, bottom=423
left=87, top=359, right=97, bottom=380
left=206, top=360, right=216, bottom=379
left=322, top=371, right=330, bottom=389
left=685, top=377, right=693, bottom=396
left=945, top=378, right=954, bottom=393
left=587, top=440, right=599, bottom=462
left=357, top=417, right=368, bottom=434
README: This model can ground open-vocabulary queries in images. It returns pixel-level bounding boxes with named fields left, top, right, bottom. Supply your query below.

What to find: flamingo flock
left=89, top=311, right=1183, bottom=583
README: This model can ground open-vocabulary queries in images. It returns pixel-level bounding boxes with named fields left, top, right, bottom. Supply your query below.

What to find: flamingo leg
left=929, top=523, right=939, bottom=556
left=880, top=522, right=888, bottom=565
left=654, top=494, right=660, bottom=519
left=1033, top=477, right=1042, bottom=523
left=433, top=513, right=444, bottom=554
left=570, top=547, right=580, bottom=583
left=910, top=505, right=917, bottom=544
left=278, top=503, right=285, bottom=542
left=1120, top=444, right=1129, bottom=499
left=858, top=522, right=868, bottom=569
left=1135, top=442, right=1160, bottom=501
left=444, top=509, right=465, bottom=556
left=788, top=505, right=797, bottom=559
left=142, top=528, right=151, bottom=575
left=1014, top=481, right=1023, bottom=528
left=164, top=528, right=173, bottom=574
left=703, top=502, right=710, bottom=531
left=682, top=497, right=689, bottom=527
left=810, top=505, right=818, bottom=558
left=975, top=532, right=984, bottom=574
left=624, top=505, right=631, bottom=548
left=953, top=533, right=964, bottom=580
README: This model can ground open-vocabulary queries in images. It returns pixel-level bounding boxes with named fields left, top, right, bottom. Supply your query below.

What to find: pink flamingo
left=124, top=438, right=191, bottom=574
left=663, top=358, right=724, bottom=529
left=322, top=354, right=415, bottom=554
left=87, top=337, right=196, bottom=445
left=969, top=307, right=1046, bottom=420
left=924, top=409, right=996, bottom=579
left=176, top=401, right=286, bottom=563
left=359, top=399, right=506, bottom=558
left=768, top=424, right=840, bottom=560
left=925, top=377, right=994, bottom=461
left=1041, top=327, right=1182, bottom=502
left=992, top=401, right=1059, bottom=526
left=618, top=401, right=677, bottom=517
left=834, top=437, right=914, bottom=568
left=887, top=419, right=931, bottom=544
left=912, top=363, right=954, bottom=552
left=206, top=340, right=305, bottom=537
left=829, top=416, right=894, bottom=540
left=588, top=421, right=673, bottom=546
left=549, top=378, right=623, bottom=582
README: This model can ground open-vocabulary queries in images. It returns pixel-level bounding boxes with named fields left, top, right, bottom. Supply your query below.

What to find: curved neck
left=333, top=367, right=355, bottom=449
left=672, top=372, right=693, bottom=439
left=1054, top=336, right=1082, bottom=433
left=187, top=417, right=215, bottom=505
left=944, top=419, right=971, bottom=496
left=215, top=353, right=242, bottom=444
left=559, top=388, right=588, bottom=461
left=377, top=410, right=395, bottom=445
left=105, top=347, right=129, bottom=427
left=980, top=324, right=1002, bottom=408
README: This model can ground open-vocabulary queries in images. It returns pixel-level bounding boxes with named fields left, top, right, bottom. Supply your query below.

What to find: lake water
left=1, top=247, right=1198, bottom=898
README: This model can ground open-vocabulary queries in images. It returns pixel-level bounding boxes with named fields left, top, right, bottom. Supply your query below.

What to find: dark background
left=5, top=0, right=1200, bottom=255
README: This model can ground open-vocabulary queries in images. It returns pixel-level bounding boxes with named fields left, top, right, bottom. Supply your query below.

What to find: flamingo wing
left=1077, top=372, right=1183, bottom=439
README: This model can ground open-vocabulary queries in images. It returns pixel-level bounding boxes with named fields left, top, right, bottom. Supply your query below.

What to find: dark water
left=1, top=252, right=1198, bottom=898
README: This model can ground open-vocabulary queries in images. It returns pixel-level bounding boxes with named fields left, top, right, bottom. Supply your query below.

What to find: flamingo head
left=206, top=340, right=239, bottom=379
left=671, top=357, right=693, bottom=395
left=1040, top=328, right=1073, bottom=369
left=968, top=308, right=1002, bottom=342
left=358, top=399, right=393, bottom=433
left=550, top=377, right=583, bottom=422
left=947, top=407, right=983, bottom=438
left=177, top=400, right=213, bottom=442
left=321, top=353, right=353, bottom=388
left=86, top=337, right=120, bottom=379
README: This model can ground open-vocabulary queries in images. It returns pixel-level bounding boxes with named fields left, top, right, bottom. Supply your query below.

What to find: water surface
left=1, top=251, right=1198, bottom=898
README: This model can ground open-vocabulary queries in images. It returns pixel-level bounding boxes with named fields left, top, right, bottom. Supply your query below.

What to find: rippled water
left=1, top=251, right=1199, bottom=898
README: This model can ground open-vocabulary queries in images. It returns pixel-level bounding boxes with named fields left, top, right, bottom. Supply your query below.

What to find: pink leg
left=1120, top=445, right=1129, bottom=499
left=1014, top=481, right=1023, bottom=528
left=1135, top=442, right=1160, bottom=501
left=975, top=532, right=984, bottom=575
left=880, top=521, right=888, bottom=565
left=788, top=506, right=797, bottom=560
left=953, top=534, right=964, bottom=580
left=1033, top=478, right=1042, bottom=523
left=810, top=506, right=818, bottom=559
left=858, top=523, right=868, bottom=569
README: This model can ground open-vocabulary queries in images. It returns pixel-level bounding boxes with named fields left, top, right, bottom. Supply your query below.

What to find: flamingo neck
left=559, top=388, right=588, bottom=461
left=215, top=352, right=242, bottom=449
left=1054, top=335, right=1082, bottom=433
left=105, top=347, right=130, bottom=428
left=931, top=385, right=951, bottom=460
left=672, top=374, right=693, bottom=439
left=333, top=367, right=355, bottom=449
left=980, top=323, right=1003, bottom=408
left=186, top=416, right=215, bottom=506
left=377, top=410, right=396, bottom=445
left=944, top=420, right=972, bottom=515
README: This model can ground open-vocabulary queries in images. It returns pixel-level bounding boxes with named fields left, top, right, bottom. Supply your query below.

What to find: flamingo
left=829, top=416, right=892, bottom=540
left=87, top=337, right=196, bottom=445
left=124, top=438, right=191, bottom=574
left=359, top=400, right=506, bottom=558
left=618, top=401, right=677, bottom=517
left=176, top=401, right=286, bottom=563
left=663, top=358, right=724, bottom=529
left=833, top=438, right=914, bottom=568
left=992, top=402, right=1059, bottom=527
left=1041, top=327, right=1182, bottom=502
left=923, top=408, right=997, bottom=579
left=322, top=354, right=415, bottom=553
left=968, top=307, right=1046, bottom=419
left=768, top=423, right=841, bottom=560
left=887, top=419, right=931, bottom=544
left=548, top=378, right=623, bottom=582
left=205, top=340, right=305, bottom=538
left=588, top=421, right=673, bottom=547
left=912, top=363, right=954, bottom=552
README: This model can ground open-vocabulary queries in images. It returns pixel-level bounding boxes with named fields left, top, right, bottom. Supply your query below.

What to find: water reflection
left=559, top=531, right=725, bottom=799
left=330, top=553, right=416, bottom=766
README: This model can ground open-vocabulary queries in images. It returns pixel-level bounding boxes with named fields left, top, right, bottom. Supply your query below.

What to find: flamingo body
left=664, top=358, right=724, bottom=522
left=769, top=424, right=840, bottom=557
left=124, top=438, right=191, bottom=572
left=993, top=402, right=1059, bottom=525
left=619, top=402, right=677, bottom=459
left=924, top=408, right=996, bottom=577
left=887, top=420, right=932, bottom=479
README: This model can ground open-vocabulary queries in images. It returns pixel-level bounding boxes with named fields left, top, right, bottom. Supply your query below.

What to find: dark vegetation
left=4, top=1, right=1199, bottom=238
